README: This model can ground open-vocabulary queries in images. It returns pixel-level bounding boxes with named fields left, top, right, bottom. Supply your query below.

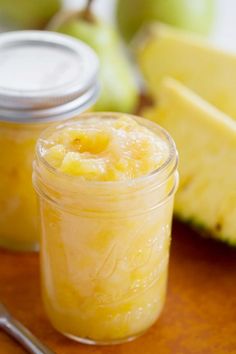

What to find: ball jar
left=33, top=113, right=178, bottom=344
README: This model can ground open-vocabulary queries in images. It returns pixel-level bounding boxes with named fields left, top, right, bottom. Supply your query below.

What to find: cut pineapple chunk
left=43, top=144, right=66, bottom=168
left=60, top=153, right=107, bottom=180
left=136, top=23, right=236, bottom=120
left=143, top=78, right=236, bottom=244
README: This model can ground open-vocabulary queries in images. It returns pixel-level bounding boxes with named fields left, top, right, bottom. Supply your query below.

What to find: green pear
left=116, top=0, right=215, bottom=42
left=0, top=0, right=61, bottom=29
left=50, top=7, right=139, bottom=113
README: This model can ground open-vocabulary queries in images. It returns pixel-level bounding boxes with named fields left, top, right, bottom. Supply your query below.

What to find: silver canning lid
left=0, top=30, right=100, bottom=123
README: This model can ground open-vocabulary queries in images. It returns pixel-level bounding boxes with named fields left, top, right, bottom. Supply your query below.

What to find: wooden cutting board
left=0, top=220, right=236, bottom=354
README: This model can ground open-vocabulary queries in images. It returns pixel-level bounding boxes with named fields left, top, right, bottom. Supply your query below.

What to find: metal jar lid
left=0, top=30, right=100, bottom=123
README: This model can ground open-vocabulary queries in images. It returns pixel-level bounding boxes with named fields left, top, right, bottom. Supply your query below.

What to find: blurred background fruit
left=0, top=0, right=62, bottom=29
left=135, top=23, right=236, bottom=120
left=50, top=1, right=139, bottom=113
left=116, top=0, right=215, bottom=42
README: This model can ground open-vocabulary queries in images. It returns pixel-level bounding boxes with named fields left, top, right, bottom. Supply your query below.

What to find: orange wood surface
left=0, top=220, right=236, bottom=354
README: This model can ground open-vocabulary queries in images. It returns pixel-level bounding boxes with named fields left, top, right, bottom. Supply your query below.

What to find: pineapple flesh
left=136, top=23, right=236, bottom=120
left=143, top=78, right=236, bottom=245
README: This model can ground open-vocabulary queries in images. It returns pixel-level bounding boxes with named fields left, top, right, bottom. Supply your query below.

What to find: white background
left=66, top=0, right=236, bottom=52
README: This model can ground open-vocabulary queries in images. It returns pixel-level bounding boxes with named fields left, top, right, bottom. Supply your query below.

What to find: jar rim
left=35, top=112, right=178, bottom=187
left=0, top=83, right=100, bottom=123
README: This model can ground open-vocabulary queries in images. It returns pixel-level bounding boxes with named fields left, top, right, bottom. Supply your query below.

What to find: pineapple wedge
left=136, top=23, right=236, bottom=120
left=143, top=78, right=236, bottom=245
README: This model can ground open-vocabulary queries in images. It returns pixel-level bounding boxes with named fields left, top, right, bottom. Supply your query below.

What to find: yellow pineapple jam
left=42, top=116, right=169, bottom=180
left=0, top=121, right=48, bottom=251
left=33, top=113, right=178, bottom=344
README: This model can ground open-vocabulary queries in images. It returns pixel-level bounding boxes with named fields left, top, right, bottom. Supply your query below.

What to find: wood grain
left=0, top=220, right=236, bottom=354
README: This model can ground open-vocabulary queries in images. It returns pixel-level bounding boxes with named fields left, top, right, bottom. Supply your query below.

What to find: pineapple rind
left=175, top=213, right=236, bottom=247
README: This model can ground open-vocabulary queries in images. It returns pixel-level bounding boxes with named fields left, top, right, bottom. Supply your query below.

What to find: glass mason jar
left=0, top=31, right=99, bottom=251
left=33, top=113, right=178, bottom=345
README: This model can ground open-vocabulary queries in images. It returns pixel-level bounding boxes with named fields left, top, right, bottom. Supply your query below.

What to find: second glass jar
left=0, top=30, right=99, bottom=251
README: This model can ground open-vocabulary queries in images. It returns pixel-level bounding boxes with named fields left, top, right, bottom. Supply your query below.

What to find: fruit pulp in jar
left=36, top=115, right=176, bottom=343
left=0, top=121, right=47, bottom=251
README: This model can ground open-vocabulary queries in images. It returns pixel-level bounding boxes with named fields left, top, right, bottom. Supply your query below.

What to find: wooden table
left=1, top=220, right=236, bottom=354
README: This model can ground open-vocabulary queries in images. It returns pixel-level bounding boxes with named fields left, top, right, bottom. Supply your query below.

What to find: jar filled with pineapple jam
left=33, top=112, right=178, bottom=344
left=0, top=31, right=99, bottom=251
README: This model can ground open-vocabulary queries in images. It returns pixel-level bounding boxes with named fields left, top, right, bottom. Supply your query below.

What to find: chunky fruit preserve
left=41, top=115, right=169, bottom=180
left=0, top=121, right=48, bottom=251
left=33, top=113, right=178, bottom=344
